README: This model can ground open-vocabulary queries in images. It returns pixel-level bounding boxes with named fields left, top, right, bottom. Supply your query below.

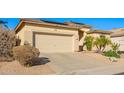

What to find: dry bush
left=0, top=30, right=16, bottom=61
left=12, top=45, right=40, bottom=67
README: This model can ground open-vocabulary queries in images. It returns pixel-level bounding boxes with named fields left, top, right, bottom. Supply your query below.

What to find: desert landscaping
left=0, top=60, right=55, bottom=75
left=0, top=52, right=124, bottom=75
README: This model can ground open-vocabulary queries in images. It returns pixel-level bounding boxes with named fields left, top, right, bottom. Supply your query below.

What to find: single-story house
left=111, top=28, right=124, bottom=51
left=15, top=19, right=113, bottom=53
left=15, top=19, right=91, bottom=53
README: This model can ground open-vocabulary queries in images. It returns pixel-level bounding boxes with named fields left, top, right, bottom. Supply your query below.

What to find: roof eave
left=15, top=20, right=24, bottom=33
left=15, top=19, right=81, bottom=33
left=87, top=32, right=112, bottom=34
left=111, top=34, right=124, bottom=37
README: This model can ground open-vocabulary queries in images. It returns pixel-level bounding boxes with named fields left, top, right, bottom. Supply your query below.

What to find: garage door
left=34, top=33, right=73, bottom=53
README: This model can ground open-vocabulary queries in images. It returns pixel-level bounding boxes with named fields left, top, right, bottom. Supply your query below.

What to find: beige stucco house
left=15, top=19, right=91, bottom=53
left=15, top=19, right=113, bottom=53
left=111, top=28, right=124, bottom=51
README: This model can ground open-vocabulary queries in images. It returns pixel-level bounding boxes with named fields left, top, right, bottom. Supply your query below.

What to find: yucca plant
left=84, top=36, right=94, bottom=51
left=94, top=36, right=111, bottom=53
left=111, top=43, right=120, bottom=52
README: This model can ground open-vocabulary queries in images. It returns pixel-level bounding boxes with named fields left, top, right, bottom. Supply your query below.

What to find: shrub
left=103, top=50, right=120, bottom=58
left=111, top=43, right=120, bottom=51
left=94, top=36, right=111, bottom=53
left=84, top=36, right=94, bottom=51
left=12, top=45, right=40, bottom=67
left=0, top=30, right=16, bottom=61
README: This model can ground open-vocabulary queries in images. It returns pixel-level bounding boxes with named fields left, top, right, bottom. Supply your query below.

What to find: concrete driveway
left=40, top=52, right=117, bottom=74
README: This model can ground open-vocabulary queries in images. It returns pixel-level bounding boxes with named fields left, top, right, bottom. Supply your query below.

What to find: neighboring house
left=15, top=19, right=91, bottom=53
left=87, top=30, right=112, bottom=38
left=111, top=28, right=124, bottom=51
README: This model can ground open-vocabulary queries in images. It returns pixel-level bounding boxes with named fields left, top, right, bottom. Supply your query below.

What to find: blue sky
left=1, top=18, right=124, bottom=30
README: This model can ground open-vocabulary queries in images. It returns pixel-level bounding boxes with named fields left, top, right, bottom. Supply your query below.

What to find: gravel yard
left=0, top=60, right=55, bottom=75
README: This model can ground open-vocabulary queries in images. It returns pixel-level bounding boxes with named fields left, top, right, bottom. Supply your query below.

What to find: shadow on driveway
left=114, top=72, right=124, bottom=75
left=32, top=57, right=50, bottom=66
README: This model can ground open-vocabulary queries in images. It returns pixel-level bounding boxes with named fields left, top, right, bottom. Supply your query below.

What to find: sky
left=1, top=18, right=124, bottom=30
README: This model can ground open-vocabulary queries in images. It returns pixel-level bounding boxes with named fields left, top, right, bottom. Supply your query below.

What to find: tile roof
left=111, top=28, right=124, bottom=37
left=87, top=30, right=112, bottom=34
left=15, top=18, right=91, bottom=33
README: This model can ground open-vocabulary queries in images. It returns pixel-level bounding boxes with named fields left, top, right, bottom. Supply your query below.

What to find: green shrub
left=103, top=50, right=120, bottom=58
left=111, top=43, right=120, bottom=51
left=84, top=36, right=94, bottom=51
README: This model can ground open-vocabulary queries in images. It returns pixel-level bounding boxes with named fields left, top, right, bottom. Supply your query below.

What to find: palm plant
left=84, top=36, right=94, bottom=51
left=0, top=20, right=9, bottom=31
left=94, top=36, right=111, bottom=53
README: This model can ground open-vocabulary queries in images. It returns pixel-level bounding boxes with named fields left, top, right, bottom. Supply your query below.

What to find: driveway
left=40, top=52, right=122, bottom=74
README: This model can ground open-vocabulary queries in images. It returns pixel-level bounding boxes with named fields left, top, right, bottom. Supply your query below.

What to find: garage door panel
left=35, top=33, right=73, bottom=52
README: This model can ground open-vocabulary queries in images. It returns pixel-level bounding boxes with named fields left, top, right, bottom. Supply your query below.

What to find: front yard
left=0, top=60, right=55, bottom=75
left=0, top=52, right=124, bottom=75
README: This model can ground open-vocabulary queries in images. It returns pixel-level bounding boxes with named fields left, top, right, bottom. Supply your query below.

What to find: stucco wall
left=16, top=25, right=28, bottom=45
left=78, top=28, right=91, bottom=51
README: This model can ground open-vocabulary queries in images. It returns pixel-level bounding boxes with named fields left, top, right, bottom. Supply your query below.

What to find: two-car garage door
left=34, top=33, right=74, bottom=53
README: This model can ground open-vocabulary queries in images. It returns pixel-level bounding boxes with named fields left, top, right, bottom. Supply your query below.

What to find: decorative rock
left=109, top=57, right=118, bottom=62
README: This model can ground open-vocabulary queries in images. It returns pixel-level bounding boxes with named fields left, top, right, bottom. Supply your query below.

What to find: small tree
left=94, top=36, right=111, bottom=53
left=0, top=20, right=9, bottom=31
left=84, top=36, right=94, bottom=51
